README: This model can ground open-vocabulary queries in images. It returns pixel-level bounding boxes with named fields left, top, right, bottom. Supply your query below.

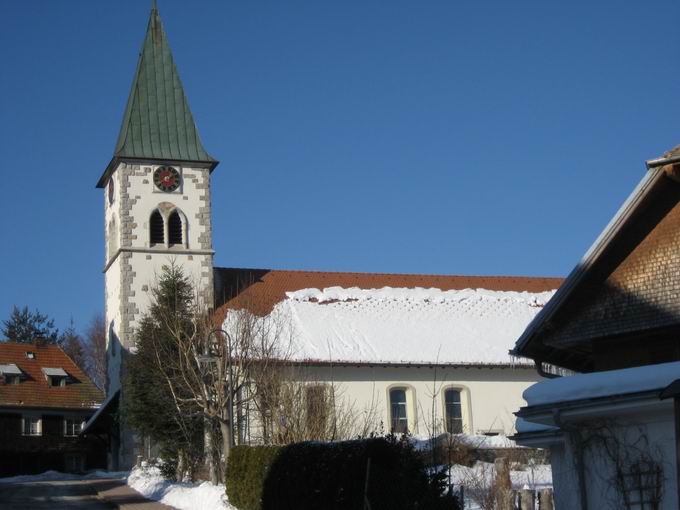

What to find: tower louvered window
left=168, top=211, right=182, bottom=246
left=150, top=210, right=164, bottom=245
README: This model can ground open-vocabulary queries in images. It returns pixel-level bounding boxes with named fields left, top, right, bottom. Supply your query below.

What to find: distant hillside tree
left=2, top=305, right=59, bottom=344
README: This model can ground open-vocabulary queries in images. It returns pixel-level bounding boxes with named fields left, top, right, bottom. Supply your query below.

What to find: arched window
left=389, top=388, right=409, bottom=433
left=168, top=210, right=183, bottom=246
left=107, top=216, right=118, bottom=259
left=150, top=210, right=164, bottom=245
left=444, top=389, right=463, bottom=434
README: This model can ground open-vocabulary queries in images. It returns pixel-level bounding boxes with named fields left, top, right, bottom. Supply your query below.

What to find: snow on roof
left=42, top=367, right=68, bottom=377
left=0, top=364, right=21, bottom=375
left=224, top=286, right=555, bottom=365
left=515, top=417, right=558, bottom=434
left=523, top=360, right=680, bottom=407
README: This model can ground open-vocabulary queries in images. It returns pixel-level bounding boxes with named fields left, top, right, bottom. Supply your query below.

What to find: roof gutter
left=646, top=155, right=680, bottom=169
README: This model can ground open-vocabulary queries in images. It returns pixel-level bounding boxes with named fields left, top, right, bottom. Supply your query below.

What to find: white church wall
left=294, top=365, right=540, bottom=436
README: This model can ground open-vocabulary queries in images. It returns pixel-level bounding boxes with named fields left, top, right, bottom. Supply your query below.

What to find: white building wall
left=524, top=401, right=677, bottom=510
left=292, top=365, right=540, bottom=436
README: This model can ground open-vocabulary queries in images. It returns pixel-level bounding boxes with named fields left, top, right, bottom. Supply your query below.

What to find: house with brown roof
left=0, top=343, right=106, bottom=476
left=511, top=147, right=680, bottom=509
left=215, top=268, right=561, bottom=440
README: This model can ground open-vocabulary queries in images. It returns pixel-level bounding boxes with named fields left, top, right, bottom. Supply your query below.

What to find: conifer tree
left=1, top=306, right=59, bottom=344
left=123, top=263, right=203, bottom=480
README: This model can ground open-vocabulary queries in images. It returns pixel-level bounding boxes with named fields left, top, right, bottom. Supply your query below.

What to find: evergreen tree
left=123, top=264, right=203, bottom=479
left=1, top=306, right=59, bottom=343
left=60, top=319, right=85, bottom=369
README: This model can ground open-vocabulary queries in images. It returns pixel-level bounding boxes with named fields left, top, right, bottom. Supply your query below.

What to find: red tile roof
left=214, top=267, right=563, bottom=320
left=0, top=343, right=103, bottom=410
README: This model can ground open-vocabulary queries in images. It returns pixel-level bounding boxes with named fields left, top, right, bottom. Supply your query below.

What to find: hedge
left=226, top=445, right=284, bottom=510
left=226, top=437, right=459, bottom=510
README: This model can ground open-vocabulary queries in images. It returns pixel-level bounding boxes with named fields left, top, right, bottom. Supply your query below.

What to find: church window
left=305, top=384, right=329, bottom=439
left=108, top=216, right=118, bottom=259
left=444, top=389, right=463, bottom=434
left=150, top=210, right=164, bottom=245
left=390, top=388, right=409, bottom=433
left=168, top=210, right=183, bottom=246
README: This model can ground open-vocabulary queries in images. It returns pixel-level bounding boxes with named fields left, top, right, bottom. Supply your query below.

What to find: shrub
left=226, top=436, right=460, bottom=510
left=226, top=445, right=284, bottom=510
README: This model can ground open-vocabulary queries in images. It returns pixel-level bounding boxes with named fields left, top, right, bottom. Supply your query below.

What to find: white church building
left=89, top=4, right=561, bottom=468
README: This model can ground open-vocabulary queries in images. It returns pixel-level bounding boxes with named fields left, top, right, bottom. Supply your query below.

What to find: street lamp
left=200, top=328, right=235, bottom=448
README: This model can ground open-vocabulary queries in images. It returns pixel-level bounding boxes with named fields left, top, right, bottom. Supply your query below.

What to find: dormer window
left=0, top=363, right=22, bottom=384
left=25, top=351, right=35, bottom=359
left=5, top=375, right=20, bottom=385
left=42, top=367, right=68, bottom=387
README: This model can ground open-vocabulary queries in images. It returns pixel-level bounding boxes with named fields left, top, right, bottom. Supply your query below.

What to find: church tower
left=96, top=3, right=218, bottom=468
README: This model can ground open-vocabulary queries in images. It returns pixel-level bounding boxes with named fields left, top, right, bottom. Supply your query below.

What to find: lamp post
left=201, top=328, right=235, bottom=448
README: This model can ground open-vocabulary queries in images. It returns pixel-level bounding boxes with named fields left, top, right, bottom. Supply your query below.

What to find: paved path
left=0, top=477, right=174, bottom=510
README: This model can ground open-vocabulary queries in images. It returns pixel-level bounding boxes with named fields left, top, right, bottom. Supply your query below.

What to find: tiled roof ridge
left=214, top=266, right=563, bottom=282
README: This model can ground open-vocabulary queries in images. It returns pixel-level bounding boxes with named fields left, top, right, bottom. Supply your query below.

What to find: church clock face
left=153, top=166, right=181, bottom=192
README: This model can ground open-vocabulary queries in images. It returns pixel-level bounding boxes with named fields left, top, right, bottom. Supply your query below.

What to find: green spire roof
left=98, top=4, right=217, bottom=187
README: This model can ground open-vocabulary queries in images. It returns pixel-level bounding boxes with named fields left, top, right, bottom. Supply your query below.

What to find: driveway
left=0, top=477, right=173, bottom=509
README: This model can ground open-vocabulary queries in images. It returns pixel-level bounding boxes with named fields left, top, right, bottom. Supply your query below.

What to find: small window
left=445, top=389, right=463, bottom=434
left=5, top=375, right=20, bottom=385
left=25, top=351, right=35, bottom=359
left=305, top=385, right=328, bottom=438
left=150, top=210, right=164, bottom=245
left=64, top=417, right=84, bottom=437
left=390, top=388, right=409, bottom=433
left=168, top=210, right=183, bottom=246
left=22, top=416, right=41, bottom=436
left=49, top=376, right=66, bottom=388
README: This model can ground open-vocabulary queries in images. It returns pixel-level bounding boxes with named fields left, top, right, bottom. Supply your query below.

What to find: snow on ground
left=412, top=433, right=521, bottom=450
left=447, top=461, right=552, bottom=490
left=0, top=470, right=127, bottom=484
left=523, top=360, right=680, bottom=406
left=224, top=286, right=555, bottom=365
left=128, top=465, right=235, bottom=510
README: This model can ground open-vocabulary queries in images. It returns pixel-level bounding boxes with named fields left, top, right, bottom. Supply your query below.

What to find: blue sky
left=2, top=0, right=680, bottom=333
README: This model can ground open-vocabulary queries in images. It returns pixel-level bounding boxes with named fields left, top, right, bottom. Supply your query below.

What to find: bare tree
left=83, top=313, right=107, bottom=389
left=154, top=284, right=295, bottom=482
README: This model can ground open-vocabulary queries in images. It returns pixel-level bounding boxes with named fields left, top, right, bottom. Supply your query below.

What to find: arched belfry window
left=150, top=210, right=164, bottom=245
left=168, top=210, right=183, bottom=246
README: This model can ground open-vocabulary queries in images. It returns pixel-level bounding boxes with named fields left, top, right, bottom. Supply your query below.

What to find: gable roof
left=0, top=343, right=103, bottom=410
left=214, top=267, right=563, bottom=316
left=214, top=268, right=563, bottom=366
left=512, top=148, right=680, bottom=372
left=97, top=3, right=217, bottom=188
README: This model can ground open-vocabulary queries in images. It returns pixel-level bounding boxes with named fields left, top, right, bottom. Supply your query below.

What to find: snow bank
left=523, top=360, right=680, bottom=407
left=225, top=286, right=555, bottom=365
left=448, top=461, right=552, bottom=490
left=413, top=433, right=521, bottom=450
left=0, top=470, right=127, bottom=484
left=127, top=466, right=235, bottom=510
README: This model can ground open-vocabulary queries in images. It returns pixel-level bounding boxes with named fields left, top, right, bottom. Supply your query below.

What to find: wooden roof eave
left=510, top=165, right=668, bottom=366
